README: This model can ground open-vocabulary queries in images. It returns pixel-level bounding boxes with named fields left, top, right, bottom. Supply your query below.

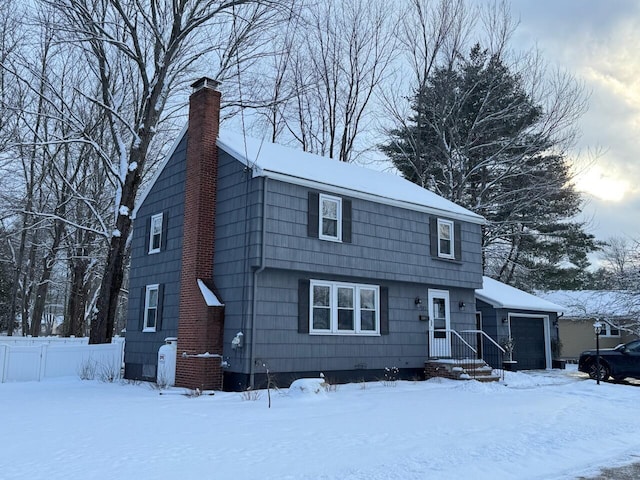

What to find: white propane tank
left=157, top=337, right=178, bottom=386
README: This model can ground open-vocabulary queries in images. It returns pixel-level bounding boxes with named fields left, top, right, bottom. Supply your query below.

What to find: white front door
left=428, top=289, right=451, bottom=357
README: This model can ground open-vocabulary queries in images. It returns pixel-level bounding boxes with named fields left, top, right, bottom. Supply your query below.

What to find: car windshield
left=624, top=340, right=640, bottom=353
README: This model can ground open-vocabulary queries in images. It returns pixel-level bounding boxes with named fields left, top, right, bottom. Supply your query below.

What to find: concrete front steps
left=424, top=358, right=502, bottom=383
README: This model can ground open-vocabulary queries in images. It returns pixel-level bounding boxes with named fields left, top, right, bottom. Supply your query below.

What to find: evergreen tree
left=382, top=45, right=596, bottom=288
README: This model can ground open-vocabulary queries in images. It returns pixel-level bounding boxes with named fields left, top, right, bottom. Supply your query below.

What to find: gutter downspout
left=249, top=177, right=267, bottom=388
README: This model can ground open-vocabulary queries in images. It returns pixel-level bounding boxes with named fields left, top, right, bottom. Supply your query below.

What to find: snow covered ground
left=1, top=366, right=638, bottom=480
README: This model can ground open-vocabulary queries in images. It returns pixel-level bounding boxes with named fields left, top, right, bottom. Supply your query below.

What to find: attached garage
left=509, top=316, right=546, bottom=370
left=475, top=277, right=565, bottom=370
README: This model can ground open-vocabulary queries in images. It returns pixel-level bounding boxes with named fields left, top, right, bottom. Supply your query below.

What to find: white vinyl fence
left=0, top=337, right=125, bottom=383
left=0, top=336, right=89, bottom=346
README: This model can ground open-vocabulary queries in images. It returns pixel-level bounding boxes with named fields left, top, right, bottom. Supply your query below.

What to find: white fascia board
left=475, top=292, right=565, bottom=313
left=254, top=169, right=486, bottom=225
left=132, top=124, right=188, bottom=219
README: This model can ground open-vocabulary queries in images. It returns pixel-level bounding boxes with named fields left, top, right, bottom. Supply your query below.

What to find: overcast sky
left=511, top=0, right=640, bottom=244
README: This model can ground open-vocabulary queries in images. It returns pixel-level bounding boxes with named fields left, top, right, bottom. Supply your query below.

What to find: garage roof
left=476, top=277, right=566, bottom=313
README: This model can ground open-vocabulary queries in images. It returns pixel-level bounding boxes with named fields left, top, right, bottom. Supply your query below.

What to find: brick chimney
left=175, top=77, right=225, bottom=390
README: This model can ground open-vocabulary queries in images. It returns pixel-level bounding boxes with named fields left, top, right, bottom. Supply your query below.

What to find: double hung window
left=143, top=284, right=159, bottom=332
left=437, top=218, right=454, bottom=259
left=149, top=213, right=163, bottom=254
left=319, top=194, right=342, bottom=241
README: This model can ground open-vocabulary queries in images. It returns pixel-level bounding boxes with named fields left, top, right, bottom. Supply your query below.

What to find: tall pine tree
left=382, top=45, right=596, bottom=289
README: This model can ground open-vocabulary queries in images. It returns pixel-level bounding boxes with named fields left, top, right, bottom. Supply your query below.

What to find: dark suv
left=578, top=339, right=640, bottom=381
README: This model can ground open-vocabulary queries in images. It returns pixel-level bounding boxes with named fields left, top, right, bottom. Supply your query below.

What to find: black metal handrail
left=428, top=328, right=505, bottom=381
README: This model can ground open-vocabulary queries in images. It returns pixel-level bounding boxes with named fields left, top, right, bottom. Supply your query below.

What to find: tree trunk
left=7, top=217, right=28, bottom=336
left=89, top=234, right=127, bottom=344
left=65, top=256, right=90, bottom=337
left=24, top=236, right=37, bottom=336
left=89, top=147, right=143, bottom=344
left=30, top=219, right=65, bottom=338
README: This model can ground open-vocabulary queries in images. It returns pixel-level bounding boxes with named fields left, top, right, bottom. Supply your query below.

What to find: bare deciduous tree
left=37, top=0, right=285, bottom=343
left=254, top=0, right=396, bottom=162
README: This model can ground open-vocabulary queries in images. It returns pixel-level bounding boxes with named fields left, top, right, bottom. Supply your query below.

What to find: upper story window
left=319, top=194, right=342, bottom=241
left=437, top=218, right=454, bottom=259
left=310, top=280, right=379, bottom=335
left=149, top=213, right=163, bottom=254
left=308, top=192, right=352, bottom=243
left=143, top=284, right=159, bottom=332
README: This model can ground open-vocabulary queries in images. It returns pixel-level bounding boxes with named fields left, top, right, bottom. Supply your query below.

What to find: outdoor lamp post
left=593, top=320, right=603, bottom=385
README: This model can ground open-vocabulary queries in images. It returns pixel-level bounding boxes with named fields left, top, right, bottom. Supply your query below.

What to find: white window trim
left=600, top=322, right=621, bottom=337
left=319, top=194, right=342, bottom=242
left=143, top=284, right=159, bottom=332
left=437, top=218, right=455, bottom=259
left=148, top=213, right=163, bottom=254
left=309, top=279, right=380, bottom=335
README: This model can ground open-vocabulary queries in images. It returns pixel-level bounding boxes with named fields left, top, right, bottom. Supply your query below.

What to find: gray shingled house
left=124, top=78, right=487, bottom=391
left=475, top=277, right=565, bottom=370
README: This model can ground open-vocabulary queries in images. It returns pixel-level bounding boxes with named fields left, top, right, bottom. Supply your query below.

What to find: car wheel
left=588, top=362, right=610, bottom=381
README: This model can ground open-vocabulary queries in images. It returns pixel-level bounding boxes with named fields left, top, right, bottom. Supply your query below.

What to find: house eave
left=476, top=293, right=565, bottom=313
left=134, top=125, right=485, bottom=225
left=255, top=169, right=486, bottom=225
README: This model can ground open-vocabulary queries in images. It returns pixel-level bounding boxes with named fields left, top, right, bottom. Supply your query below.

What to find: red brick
left=175, top=80, right=225, bottom=390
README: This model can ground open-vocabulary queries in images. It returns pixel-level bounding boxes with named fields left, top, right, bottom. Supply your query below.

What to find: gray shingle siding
left=126, top=137, right=485, bottom=385
left=262, top=180, right=482, bottom=288
left=125, top=135, right=187, bottom=377
left=476, top=299, right=559, bottom=343
left=212, top=151, right=264, bottom=377
left=247, top=269, right=477, bottom=375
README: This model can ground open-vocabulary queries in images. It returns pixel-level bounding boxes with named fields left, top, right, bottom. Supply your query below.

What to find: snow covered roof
left=197, top=279, right=224, bottom=307
left=535, top=290, right=640, bottom=319
left=476, top=276, right=566, bottom=313
left=217, top=131, right=484, bottom=223
left=136, top=128, right=485, bottom=223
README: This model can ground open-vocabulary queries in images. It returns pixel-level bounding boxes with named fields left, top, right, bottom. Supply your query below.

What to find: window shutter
left=429, top=217, right=438, bottom=257
left=380, top=286, right=389, bottom=335
left=144, top=218, right=151, bottom=254
left=454, top=222, right=462, bottom=261
left=139, top=287, right=147, bottom=330
left=156, top=284, right=165, bottom=331
left=161, top=213, right=168, bottom=252
left=342, top=199, right=352, bottom=243
left=308, top=192, right=319, bottom=238
left=298, top=279, right=310, bottom=333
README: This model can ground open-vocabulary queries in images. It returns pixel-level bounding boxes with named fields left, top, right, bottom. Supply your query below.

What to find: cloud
left=580, top=191, right=640, bottom=241
left=511, top=0, right=640, bottom=242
